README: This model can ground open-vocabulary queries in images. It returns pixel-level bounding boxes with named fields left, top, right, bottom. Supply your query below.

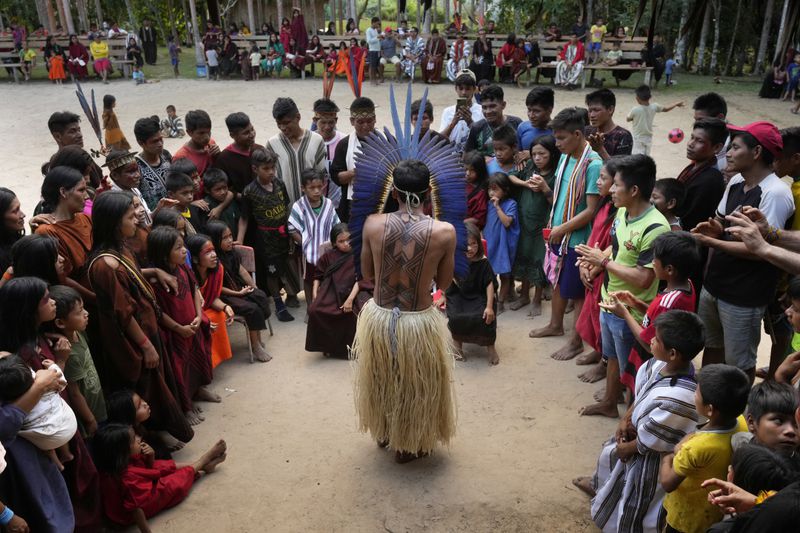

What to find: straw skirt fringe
left=351, top=299, right=456, bottom=454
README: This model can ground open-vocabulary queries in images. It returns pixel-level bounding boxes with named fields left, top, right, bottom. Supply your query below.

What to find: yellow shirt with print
left=663, top=417, right=748, bottom=533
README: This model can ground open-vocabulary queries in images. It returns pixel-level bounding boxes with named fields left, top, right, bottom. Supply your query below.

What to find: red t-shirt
left=466, top=182, right=488, bottom=230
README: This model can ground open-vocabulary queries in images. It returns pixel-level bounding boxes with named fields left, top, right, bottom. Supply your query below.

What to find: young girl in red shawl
left=147, top=226, right=217, bottom=426
left=186, top=234, right=233, bottom=368
left=561, top=158, right=618, bottom=379
left=463, top=151, right=489, bottom=230
left=94, top=423, right=226, bottom=531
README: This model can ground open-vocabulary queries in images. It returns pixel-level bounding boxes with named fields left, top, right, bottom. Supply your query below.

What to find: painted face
left=198, top=241, right=218, bottom=269
left=169, top=236, right=187, bottom=267
left=113, top=162, right=141, bottom=190
left=3, top=196, right=25, bottom=234
left=466, top=236, right=480, bottom=259
left=335, top=231, right=352, bottom=253
left=38, top=289, right=57, bottom=324
left=686, top=128, right=717, bottom=162
left=175, top=216, right=187, bottom=237
left=302, top=178, right=324, bottom=204
left=531, top=144, right=553, bottom=173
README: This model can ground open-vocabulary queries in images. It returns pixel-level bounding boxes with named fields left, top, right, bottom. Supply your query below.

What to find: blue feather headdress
left=349, top=83, right=468, bottom=278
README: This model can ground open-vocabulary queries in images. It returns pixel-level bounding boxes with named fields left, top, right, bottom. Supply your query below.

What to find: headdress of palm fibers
left=348, top=83, right=469, bottom=277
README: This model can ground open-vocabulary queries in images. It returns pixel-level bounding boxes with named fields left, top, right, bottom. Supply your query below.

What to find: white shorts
left=380, top=56, right=401, bottom=65
left=632, top=136, right=652, bottom=155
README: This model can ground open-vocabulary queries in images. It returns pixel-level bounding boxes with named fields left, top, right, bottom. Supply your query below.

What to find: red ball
left=668, top=128, right=685, bottom=143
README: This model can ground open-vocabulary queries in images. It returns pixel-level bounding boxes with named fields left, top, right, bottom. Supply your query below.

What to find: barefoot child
left=508, top=134, right=558, bottom=316
left=626, top=85, right=684, bottom=156
left=445, top=222, right=499, bottom=364
left=484, top=172, right=520, bottom=312
left=205, top=221, right=275, bottom=359
left=579, top=310, right=704, bottom=532
left=650, top=178, right=685, bottom=231
left=161, top=105, right=186, bottom=139
left=48, top=285, right=107, bottom=437
left=147, top=226, right=216, bottom=426
left=288, top=169, right=340, bottom=306
left=0, top=355, right=77, bottom=470
left=94, top=423, right=227, bottom=531
left=463, top=151, right=489, bottom=229
left=660, top=364, right=750, bottom=533
left=103, top=95, right=132, bottom=151
left=186, top=234, right=234, bottom=369
left=105, top=389, right=183, bottom=457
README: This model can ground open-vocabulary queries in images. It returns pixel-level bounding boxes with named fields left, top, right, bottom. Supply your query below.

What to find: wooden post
left=188, top=0, right=206, bottom=70
left=94, top=0, right=103, bottom=25
left=247, top=0, right=256, bottom=31
left=76, top=0, right=90, bottom=33
left=277, top=0, right=284, bottom=25
left=55, top=0, right=67, bottom=32
left=61, top=0, right=76, bottom=34
left=416, top=0, right=421, bottom=28
left=47, top=0, right=58, bottom=33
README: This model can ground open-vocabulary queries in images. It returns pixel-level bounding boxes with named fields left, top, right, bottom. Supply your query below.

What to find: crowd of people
left=1, top=40, right=800, bottom=530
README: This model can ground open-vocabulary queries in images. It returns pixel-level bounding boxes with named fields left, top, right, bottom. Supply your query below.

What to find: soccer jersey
left=602, top=206, right=670, bottom=320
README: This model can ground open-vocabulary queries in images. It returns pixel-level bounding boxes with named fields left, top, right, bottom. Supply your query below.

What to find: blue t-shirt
left=665, top=58, right=676, bottom=75
left=486, top=157, right=515, bottom=176
left=551, top=150, right=602, bottom=248
left=517, top=123, right=553, bottom=152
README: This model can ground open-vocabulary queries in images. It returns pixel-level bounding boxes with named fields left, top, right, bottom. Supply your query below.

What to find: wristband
left=601, top=257, right=610, bottom=269
left=0, top=506, right=14, bottom=526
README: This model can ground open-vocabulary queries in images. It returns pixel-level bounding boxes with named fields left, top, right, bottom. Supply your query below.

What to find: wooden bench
left=0, top=35, right=134, bottom=79
left=0, top=50, right=25, bottom=83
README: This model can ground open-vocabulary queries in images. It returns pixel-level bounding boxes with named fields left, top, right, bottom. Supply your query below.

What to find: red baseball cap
left=727, top=121, right=783, bottom=157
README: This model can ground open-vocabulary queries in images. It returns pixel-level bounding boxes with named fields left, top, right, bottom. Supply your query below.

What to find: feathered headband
left=349, top=83, right=468, bottom=278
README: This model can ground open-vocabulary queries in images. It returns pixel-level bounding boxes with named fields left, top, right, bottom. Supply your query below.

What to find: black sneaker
left=285, top=295, right=301, bottom=308
left=277, top=309, right=295, bottom=322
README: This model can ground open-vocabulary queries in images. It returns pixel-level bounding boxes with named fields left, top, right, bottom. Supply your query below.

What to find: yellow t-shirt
left=791, top=179, right=800, bottom=230
left=23, top=48, right=37, bottom=61
left=590, top=24, right=607, bottom=43
left=663, top=417, right=748, bottom=533
left=90, top=41, right=109, bottom=60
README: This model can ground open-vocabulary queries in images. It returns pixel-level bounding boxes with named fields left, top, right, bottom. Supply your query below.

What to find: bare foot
left=564, top=300, right=575, bottom=314
left=579, top=402, right=619, bottom=418
left=454, top=350, right=466, bottom=362
left=203, top=452, right=227, bottom=473
left=198, top=439, right=227, bottom=473
left=579, top=364, right=606, bottom=383
left=572, top=476, right=596, bottom=497
left=550, top=341, right=583, bottom=361
left=543, top=285, right=552, bottom=301
left=395, top=450, right=428, bottom=464
left=497, top=301, right=506, bottom=315
left=529, top=325, right=564, bottom=338
left=186, top=410, right=204, bottom=426
left=593, top=388, right=625, bottom=403
left=528, top=302, right=542, bottom=317
left=487, top=346, right=500, bottom=365
left=157, top=431, right=186, bottom=452
left=509, top=297, right=530, bottom=311
left=576, top=350, right=602, bottom=366
left=195, top=386, right=222, bottom=403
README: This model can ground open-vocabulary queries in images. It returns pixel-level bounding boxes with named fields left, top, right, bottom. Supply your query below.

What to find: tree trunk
left=55, top=0, right=67, bottom=32
left=735, top=46, right=746, bottom=76
left=417, top=0, right=422, bottom=28
left=338, top=0, right=344, bottom=33
left=93, top=0, right=103, bottom=25
left=247, top=0, right=256, bottom=30
left=773, top=0, right=791, bottom=64
left=755, top=0, right=775, bottom=74
left=708, top=0, right=721, bottom=74
left=675, top=0, right=690, bottom=66
left=696, top=2, right=710, bottom=74
left=144, top=0, right=169, bottom=44
left=124, top=0, right=137, bottom=28
left=444, top=0, right=450, bottom=26
left=182, top=0, right=194, bottom=44
left=586, top=0, right=593, bottom=31
left=513, top=9, right=520, bottom=34
left=188, top=0, right=206, bottom=69
left=723, top=0, right=742, bottom=75
left=47, top=0, right=58, bottom=33
left=62, top=0, right=76, bottom=34
left=165, top=0, right=178, bottom=40
left=277, top=0, right=284, bottom=25
left=34, top=0, right=48, bottom=31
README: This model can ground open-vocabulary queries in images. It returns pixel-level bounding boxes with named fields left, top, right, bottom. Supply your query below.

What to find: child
left=0, top=354, right=77, bottom=471
left=249, top=44, right=262, bottom=80
left=783, top=53, right=800, bottom=102
left=239, top=146, right=295, bottom=322
left=577, top=154, right=670, bottom=417
left=737, top=380, right=798, bottom=455
left=94, top=423, right=226, bottom=530
left=445, top=222, right=499, bottom=364
left=205, top=45, right=220, bottom=80
left=463, top=151, right=489, bottom=229
left=306, top=223, right=373, bottom=358
left=147, top=226, right=216, bottom=426
left=168, top=34, right=181, bottom=77
left=589, top=18, right=606, bottom=64
left=651, top=178, right=686, bottom=231
left=585, top=310, right=704, bottom=533
left=627, top=85, right=684, bottom=156
left=665, top=54, right=677, bottom=86
left=484, top=172, right=520, bottom=312
left=600, top=230, right=700, bottom=394
left=186, top=234, right=234, bottom=368
left=170, top=156, right=201, bottom=198
left=486, top=124, right=518, bottom=175
left=474, top=78, right=490, bottom=104
left=49, top=285, right=107, bottom=437
left=660, top=364, right=750, bottom=533
left=49, top=49, right=66, bottom=85
left=102, top=95, right=131, bottom=151
left=508, top=134, right=558, bottom=316
left=602, top=41, right=623, bottom=66
left=516, top=86, right=554, bottom=154
left=288, top=169, right=340, bottom=306
left=105, top=389, right=181, bottom=456
left=188, top=168, right=239, bottom=236
left=166, top=172, right=198, bottom=235
left=132, top=64, right=144, bottom=84
left=206, top=221, right=275, bottom=361
left=20, top=41, right=36, bottom=81
left=172, top=109, right=219, bottom=179
left=161, top=105, right=186, bottom=138
left=214, top=111, right=259, bottom=197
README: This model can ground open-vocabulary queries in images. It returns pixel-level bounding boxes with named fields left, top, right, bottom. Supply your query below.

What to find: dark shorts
left=303, top=262, right=316, bottom=285
left=551, top=244, right=584, bottom=300
left=368, top=50, right=380, bottom=67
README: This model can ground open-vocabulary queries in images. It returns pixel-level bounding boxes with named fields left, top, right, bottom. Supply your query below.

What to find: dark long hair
left=204, top=220, right=237, bottom=280
left=185, top=233, right=217, bottom=282
left=11, top=234, right=61, bottom=286
left=40, top=165, right=85, bottom=214
left=0, top=276, right=49, bottom=354
left=48, top=145, right=93, bottom=176
left=91, top=190, right=134, bottom=255
left=464, top=151, right=489, bottom=191
left=598, top=157, right=620, bottom=225
left=0, top=187, right=23, bottom=246
left=105, top=389, right=138, bottom=425
left=146, top=226, right=181, bottom=272
left=530, top=134, right=561, bottom=174
left=92, top=423, right=134, bottom=476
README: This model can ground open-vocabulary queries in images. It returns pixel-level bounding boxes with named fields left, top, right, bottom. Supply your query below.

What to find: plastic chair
left=232, top=245, right=274, bottom=363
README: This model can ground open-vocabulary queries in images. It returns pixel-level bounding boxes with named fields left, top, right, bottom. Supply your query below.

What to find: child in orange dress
left=49, top=53, right=66, bottom=85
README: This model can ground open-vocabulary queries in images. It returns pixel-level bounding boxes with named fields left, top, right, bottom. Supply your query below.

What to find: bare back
left=361, top=211, right=456, bottom=311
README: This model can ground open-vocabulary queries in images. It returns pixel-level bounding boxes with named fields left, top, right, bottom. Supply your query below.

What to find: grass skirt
left=351, top=299, right=456, bottom=454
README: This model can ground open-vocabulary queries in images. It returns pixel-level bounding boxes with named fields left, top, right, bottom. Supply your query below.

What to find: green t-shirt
left=601, top=206, right=670, bottom=321
left=551, top=151, right=602, bottom=248
left=627, top=103, right=664, bottom=139
left=63, top=332, right=107, bottom=432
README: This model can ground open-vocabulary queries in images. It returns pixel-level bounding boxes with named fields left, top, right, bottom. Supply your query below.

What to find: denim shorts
left=697, top=287, right=765, bottom=371
left=600, top=311, right=636, bottom=375
left=590, top=42, right=602, bottom=52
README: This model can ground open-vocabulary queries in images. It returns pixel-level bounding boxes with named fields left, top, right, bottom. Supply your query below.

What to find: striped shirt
left=288, top=196, right=339, bottom=266
left=266, top=130, right=327, bottom=204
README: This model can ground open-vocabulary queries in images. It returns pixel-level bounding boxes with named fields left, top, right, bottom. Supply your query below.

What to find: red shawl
left=199, top=264, right=224, bottom=309
left=575, top=201, right=614, bottom=352
left=560, top=41, right=585, bottom=65
left=290, top=13, right=308, bottom=51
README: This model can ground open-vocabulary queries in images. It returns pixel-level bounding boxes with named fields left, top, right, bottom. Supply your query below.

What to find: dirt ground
left=1, top=76, right=795, bottom=532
